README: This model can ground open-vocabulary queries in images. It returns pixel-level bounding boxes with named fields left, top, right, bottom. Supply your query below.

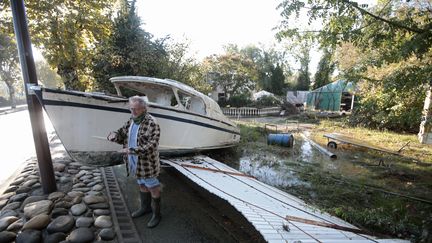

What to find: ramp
left=163, top=156, right=408, bottom=243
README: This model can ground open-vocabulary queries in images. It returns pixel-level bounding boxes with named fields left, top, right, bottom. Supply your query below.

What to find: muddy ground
left=114, top=164, right=265, bottom=243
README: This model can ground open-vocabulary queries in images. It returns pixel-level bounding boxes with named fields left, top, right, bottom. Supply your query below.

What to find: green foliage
left=254, top=95, right=282, bottom=108
left=313, top=48, right=335, bottom=89
left=20, top=0, right=116, bottom=91
left=92, top=0, right=167, bottom=93
left=35, top=60, right=64, bottom=89
left=203, top=52, right=258, bottom=98
left=277, top=0, right=432, bottom=132
left=0, top=23, right=20, bottom=108
left=220, top=93, right=252, bottom=108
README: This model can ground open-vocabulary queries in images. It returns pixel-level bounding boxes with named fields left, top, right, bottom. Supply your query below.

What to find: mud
left=113, top=164, right=265, bottom=243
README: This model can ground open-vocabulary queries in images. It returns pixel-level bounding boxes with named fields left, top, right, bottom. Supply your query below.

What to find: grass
left=228, top=116, right=432, bottom=242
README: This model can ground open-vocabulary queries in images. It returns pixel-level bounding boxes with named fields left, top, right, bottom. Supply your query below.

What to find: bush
left=254, top=95, right=281, bottom=108
left=224, top=94, right=253, bottom=107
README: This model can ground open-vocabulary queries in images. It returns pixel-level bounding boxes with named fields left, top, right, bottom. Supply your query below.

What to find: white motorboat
left=36, top=76, right=240, bottom=161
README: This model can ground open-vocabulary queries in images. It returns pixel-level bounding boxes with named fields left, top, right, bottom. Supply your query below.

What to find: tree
left=158, top=39, right=210, bottom=94
left=0, top=26, right=20, bottom=108
left=92, top=0, right=168, bottom=93
left=203, top=52, right=258, bottom=99
left=313, top=47, right=335, bottom=89
left=277, top=0, right=432, bottom=132
left=6, top=0, right=117, bottom=91
left=295, top=45, right=311, bottom=91
left=238, top=45, right=290, bottom=95
left=35, top=59, right=63, bottom=89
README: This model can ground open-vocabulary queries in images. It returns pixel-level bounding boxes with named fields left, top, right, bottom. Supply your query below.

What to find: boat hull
left=41, top=89, right=240, bottom=156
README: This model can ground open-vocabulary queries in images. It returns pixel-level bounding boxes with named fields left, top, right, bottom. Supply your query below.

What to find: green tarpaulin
left=306, top=80, right=354, bottom=111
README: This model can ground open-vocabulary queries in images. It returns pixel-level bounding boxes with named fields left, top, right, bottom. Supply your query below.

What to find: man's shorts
left=136, top=177, right=160, bottom=188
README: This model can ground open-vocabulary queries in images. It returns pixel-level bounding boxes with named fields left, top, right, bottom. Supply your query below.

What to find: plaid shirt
left=112, top=113, right=161, bottom=179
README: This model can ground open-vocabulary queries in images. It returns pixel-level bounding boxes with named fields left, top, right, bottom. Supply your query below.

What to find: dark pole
left=10, top=0, right=57, bottom=193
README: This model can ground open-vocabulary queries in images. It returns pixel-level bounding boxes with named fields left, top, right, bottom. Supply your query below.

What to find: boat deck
left=163, top=156, right=408, bottom=243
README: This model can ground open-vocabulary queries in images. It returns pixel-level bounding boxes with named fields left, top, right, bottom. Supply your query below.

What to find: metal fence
left=222, top=107, right=280, bottom=118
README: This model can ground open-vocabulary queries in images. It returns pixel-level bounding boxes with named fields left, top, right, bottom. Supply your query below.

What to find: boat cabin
left=110, top=76, right=226, bottom=120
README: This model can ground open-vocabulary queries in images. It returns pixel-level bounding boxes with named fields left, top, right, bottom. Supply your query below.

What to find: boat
left=35, top=76, right=240, bottom=162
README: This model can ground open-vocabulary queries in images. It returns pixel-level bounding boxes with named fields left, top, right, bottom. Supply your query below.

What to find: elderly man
left=108, top=96, right=161, bottom=228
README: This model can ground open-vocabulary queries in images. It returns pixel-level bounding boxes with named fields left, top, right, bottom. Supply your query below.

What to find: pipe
left=301, top=133, right=337, bottom=159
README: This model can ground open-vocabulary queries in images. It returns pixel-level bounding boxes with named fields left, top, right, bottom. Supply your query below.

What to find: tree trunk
left=5, top=80, right=16, bottom=109
left=419, top=84, right=432, bottom=144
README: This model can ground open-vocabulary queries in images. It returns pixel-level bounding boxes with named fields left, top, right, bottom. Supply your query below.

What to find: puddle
left=218, top=132, right=375, bottom=190
left=239, top=156, right=309, bottom=188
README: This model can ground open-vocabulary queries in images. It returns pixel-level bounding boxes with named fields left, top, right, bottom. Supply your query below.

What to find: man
left=108, top=96, right=161, bottom=228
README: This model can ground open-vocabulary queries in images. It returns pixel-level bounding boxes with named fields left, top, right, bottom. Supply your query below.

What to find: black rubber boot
left=131, top=191, right=152, bottom=218
left=147, top=197, right=161, bottom=228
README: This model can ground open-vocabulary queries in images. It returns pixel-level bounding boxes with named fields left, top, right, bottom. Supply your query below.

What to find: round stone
left=53, top=163, right=66, bottom=172
left=20, top=196, right=46, bottom=210
left=75, top=217, right=94, bottom=227
left=22, top=214, right=50, bottom=230
left=83, top=195, right=106, bottom=205
left=16, top=186, right=31, bottom=194
left=54, top=201, right=73, bottom=209
left=60, top=176, right=72, bottom=183
left=0, top=199, right=8, bottom=209
left=22, top=179, right=38, bottom=188
left=46, top=215, right=74, bottom=233
left=94, top=215, right=112, bottom=228
left=48, top=192, right=65, bottom=201
left=67, top=191, right=84, bottom=198
left=0, top=209, right=18, bottom=218
left=0, top=216, right=19, bottom=231
left=16, top=229, right=41, bottom=243
left=7, top=218, right=23, bottom=232
left=99, top=228, right=116, bottom=240
left=2, top=201, right=21, bottom=211
left=70, top=203, right=87, bottom=216
left=92, top=184, right=104, bottom=191
left=4, top=186, right=18, bottom=194
left=88, top=202, right=109, bottom=210
left=68, top=227, right=94, bottom=243
left=51, top=208, right=69, bottom=218
left=43, top=232, right=66, bottom=243
left=23, top=200, right=53, bottom=219
left=0, top=192, right=15, bottom=201
left=93, top=209, right=110, bottom=216
left=9, top=193, right=28, bottom=202
left=0, top=231, right=16, bottom=243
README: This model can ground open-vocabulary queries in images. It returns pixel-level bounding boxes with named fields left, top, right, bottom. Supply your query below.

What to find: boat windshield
left=177, top=90, right=206, bottom=115
left=117, top=83, right=179, bottom=107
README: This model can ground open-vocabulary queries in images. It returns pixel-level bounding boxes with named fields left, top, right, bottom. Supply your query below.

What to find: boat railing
left=221, top=107, right=281, bottom=118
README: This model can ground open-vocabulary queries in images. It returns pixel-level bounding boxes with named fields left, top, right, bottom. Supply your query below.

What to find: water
left=220, top=132, right=374, bottom=190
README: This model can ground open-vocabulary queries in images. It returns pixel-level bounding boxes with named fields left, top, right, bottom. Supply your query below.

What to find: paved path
left=0, top=109, right=55, bottom=194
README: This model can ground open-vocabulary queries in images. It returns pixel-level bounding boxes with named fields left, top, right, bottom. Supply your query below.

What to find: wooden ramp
left=163, top=156, right=407, bottom=243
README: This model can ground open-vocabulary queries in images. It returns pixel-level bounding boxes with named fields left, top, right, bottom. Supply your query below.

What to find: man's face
left=129, top=101, right=146, bottom=118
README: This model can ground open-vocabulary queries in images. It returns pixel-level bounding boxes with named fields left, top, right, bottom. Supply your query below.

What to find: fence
left=222, top=107, right=280, bottom=118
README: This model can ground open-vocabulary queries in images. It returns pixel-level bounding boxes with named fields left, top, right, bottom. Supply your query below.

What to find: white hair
left=129, top=96, right=148, bottom=109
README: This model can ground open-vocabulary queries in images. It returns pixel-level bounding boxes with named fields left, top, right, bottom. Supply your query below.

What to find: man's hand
left=119, top=148, right=137, bottom=154
left=107, top=132, right=116, bottom=141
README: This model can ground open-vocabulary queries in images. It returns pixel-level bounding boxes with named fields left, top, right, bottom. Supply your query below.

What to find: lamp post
left=10, top=0, right=57, bottom=193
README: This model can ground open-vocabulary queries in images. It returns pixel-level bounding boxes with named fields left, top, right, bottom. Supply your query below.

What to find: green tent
left=306, top=80, right=355, bottom=111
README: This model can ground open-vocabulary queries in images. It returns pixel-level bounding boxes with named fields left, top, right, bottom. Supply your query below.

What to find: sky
left=136, top=0, right=284, bottom=60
